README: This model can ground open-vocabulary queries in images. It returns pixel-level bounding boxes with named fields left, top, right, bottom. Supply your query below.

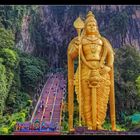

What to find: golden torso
left=83, top=44, right=102, bottom=61
left=82, top=35, right=103, bottom=60
left=81, top=35, right=103, bottom=68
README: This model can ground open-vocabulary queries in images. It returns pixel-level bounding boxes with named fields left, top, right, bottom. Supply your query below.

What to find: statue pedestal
left=68, top=127, right=140, bottom=135
left=75, top=126, right=87, bottom=134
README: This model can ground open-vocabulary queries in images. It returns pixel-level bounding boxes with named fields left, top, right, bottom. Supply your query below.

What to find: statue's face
left=85, top=21, right=98, bottom=35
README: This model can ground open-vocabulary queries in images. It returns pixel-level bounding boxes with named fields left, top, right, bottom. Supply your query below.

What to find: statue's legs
left=82, top=79, right=92, bottom=129
left=96, top=74, right=110, bottom=129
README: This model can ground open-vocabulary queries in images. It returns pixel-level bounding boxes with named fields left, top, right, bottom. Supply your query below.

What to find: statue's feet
left=112, top=127, right=120, bottom=131
left=97, top=125, right=106, bottom=131
left=70, top=128, right=75, bottom=132
left=87, top=126, right=93, bottom=130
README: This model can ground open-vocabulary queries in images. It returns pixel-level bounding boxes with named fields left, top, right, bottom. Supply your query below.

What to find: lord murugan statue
left=67, top=11, right=116, bottom=131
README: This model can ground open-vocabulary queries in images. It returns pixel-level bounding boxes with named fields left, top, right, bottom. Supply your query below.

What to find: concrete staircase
left=13, top=72, right=66, bottom=135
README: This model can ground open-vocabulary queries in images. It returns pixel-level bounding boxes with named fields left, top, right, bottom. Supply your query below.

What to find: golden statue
left=67, top=11, right=116, bottom=131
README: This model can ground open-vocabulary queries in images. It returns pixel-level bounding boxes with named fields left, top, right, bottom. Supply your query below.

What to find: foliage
left=0, top=107, right=30, bottom=134
left=0, top=48, right=19, bottom=69
left=0, top=27, right=16, bottom=116
left=114, top=45, right=140, bottom=124
left=61, top=120, right=68, bottom=132
left=103, top=121, right=127, bottom=131
left=136, top=76, right=140, bottom=97
left=6, top=91, right=31, bottom=113
left=0, top=64, right=8, bottom=115
left=0, top=5, right=38, bottom=33
left=0, top=28, right=14, bottom=49
left=0, top=5, right=48, bottom=135
left=19, top=52, right=48, bottom=93
left=0, top=127, right=9, bottom=134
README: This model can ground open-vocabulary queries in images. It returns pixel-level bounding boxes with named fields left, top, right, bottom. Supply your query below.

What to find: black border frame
left=0, top=1, right=140, bottom=140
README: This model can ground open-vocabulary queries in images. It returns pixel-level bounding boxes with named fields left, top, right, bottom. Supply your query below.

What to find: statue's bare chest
left=81, top=36, right=103, bottom=60
left=83, top=43, right=102, bottom=60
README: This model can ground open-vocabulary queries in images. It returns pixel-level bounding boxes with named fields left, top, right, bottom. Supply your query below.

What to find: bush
left=114, top=45, right=140, bottom=122
left=0, top=28, right=14, bottom=49
left=0, top=64, right=8, bottom=115
left=0, top=48, right=19, bottom=69
left=0, top=127, right=9, bottom=134
left=136, top=76, right=140, bottom=97
left=103, top=121, right=127, bottom=131
left=7, top=91, right=31, bottom=113
left=0, top=108, right=29, bottom=134
left=19, top=53, right=48, bottom=93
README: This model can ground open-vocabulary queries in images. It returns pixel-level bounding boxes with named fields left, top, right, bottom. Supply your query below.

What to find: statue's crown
left=85, top=11, right=97, bottom=25
left=86, top=11, right=95, bottom=18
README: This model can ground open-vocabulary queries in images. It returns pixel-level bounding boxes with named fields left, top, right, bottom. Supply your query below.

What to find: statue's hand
left=100, top=66, right=111, bottom=75
left=74, top=38, right=81, bottom=49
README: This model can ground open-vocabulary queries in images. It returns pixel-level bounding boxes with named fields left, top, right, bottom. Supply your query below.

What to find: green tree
left=136, top=76, right=140, bottom=97
left=114, top=45, right=140, bottom=123
left=19, top=52, right=48, bottom=93
left=0, top=48, right=19, bottom=69
left=0, top=28, right=14, bottom=49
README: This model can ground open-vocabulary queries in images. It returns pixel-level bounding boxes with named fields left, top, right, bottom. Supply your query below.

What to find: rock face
left=40, top=5, right=140, bottom=52
left=21, top=16, right=34, bottom=53
left=124, top=9, right=140, bottom=50
left=16, top=15, right=34, bottom=53
left=16, top=5, right=140, bottom=68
